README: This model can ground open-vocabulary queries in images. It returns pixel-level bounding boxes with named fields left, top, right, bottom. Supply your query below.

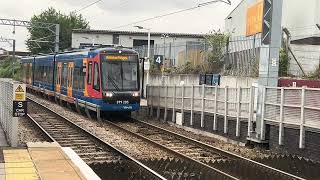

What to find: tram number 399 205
left=116, top=100, right=129, bottom=105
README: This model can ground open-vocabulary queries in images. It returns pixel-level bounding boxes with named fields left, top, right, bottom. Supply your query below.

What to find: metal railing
left=0, top=78, right=17, bottom=147
left=262, top=86, right=320, bottom=148
left=147, top=85, right=254, bottom=137
left=147, top=85, right=320, bottom=149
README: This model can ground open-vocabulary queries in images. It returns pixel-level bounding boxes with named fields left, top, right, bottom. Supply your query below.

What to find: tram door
left=67, top=62, right=74, bottom=98
left=85, top=59, right=101, bottom=98
left=56, top=62, right=62, bottom=94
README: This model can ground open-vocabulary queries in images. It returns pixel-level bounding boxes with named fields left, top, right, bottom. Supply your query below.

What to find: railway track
left=27, top=99, right=165, bottom=180
left=26, top=95, right=309, bottom=180
left=106, top=118, right=306, bottom=180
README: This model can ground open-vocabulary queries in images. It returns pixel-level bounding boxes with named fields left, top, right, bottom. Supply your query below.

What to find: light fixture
left=105, top=92, right=113, bottom=97
left=132, top=92, right=140, bottom=97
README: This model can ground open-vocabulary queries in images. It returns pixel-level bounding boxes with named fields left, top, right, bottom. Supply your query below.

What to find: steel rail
left=131, top=118, right=306, bottom=180
left=104, top=119, right=239, bottom=180
left=26, top=114, right=55, bottom=143
left=27, top=98, right=166, bottom=180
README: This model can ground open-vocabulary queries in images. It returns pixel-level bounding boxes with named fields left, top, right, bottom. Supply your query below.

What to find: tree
left=279, top=48, right=289, bottom=77
left=26, top=8, right=89, bottom=54
left=0, top=57, right=21, bottom=80
left=203, top=30, right=229, bottom=74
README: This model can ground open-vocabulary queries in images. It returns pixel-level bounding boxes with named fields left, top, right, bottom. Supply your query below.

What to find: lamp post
left=134, top=26, right=151, bottom=98
left=161, top=34, right=169, bottom=60
left=160, top=34, right=169, bottom=83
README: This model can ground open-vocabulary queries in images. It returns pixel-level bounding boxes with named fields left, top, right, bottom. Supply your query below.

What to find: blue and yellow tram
left=22, top=47, right=141, bottom=112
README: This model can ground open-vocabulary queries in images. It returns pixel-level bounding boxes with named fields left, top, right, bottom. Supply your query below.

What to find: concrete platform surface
left=0, top=127, right=8, bottom=147
left=0, top=143, right=100, bottom=180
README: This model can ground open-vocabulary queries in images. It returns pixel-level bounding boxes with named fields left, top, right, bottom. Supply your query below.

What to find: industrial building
left=225, top=0, right=320, bottom=77
left=71, top=29, right=204, bottom=49
left=72, top=29, right=206, bottom=67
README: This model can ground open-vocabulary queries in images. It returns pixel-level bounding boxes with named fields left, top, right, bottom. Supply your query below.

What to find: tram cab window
left=88, top=62, right=92, bottom=85
left=93, top=62, right=100, bottom=91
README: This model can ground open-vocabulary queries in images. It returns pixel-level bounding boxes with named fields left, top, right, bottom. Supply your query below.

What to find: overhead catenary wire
left=110, top=0, right=231, bottom=30
left=75, top=0, right=104, bottom=12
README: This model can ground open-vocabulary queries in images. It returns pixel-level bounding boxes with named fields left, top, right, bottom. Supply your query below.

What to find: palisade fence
left=134, top=41, right=208, bottom=67
left=0, top=78, right=18, bottom=147
left=134, top=34, right=262, bottom=77
left=147, top=85, right=320, bottom=149
left=147, top=85, right=255, bottom=138
left=224, top=34, right=261, bottom=77
left=263, top=87, right=320, bottom=148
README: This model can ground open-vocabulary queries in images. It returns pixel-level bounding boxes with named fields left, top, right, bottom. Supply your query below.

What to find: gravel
left=27, top=94, right=173, bottom=160
left=18, top=117, right=49, bottom=147
left=138, top=118, right=277, bottom=160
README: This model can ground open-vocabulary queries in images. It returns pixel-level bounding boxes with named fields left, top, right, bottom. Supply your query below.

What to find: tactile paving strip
left=3, top=149, right=39, bottom=180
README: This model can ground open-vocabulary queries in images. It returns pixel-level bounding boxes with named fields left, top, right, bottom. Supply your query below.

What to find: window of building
left=113, top=34, right=120, bottom=45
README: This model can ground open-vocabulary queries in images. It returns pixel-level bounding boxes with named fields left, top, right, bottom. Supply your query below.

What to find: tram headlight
left=105, top=92, right=113, bottom=97
left=132, top=92, right=140, bottom=97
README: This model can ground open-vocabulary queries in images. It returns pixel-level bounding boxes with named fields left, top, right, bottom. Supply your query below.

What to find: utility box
left=205, top=74, right=213, bottom=85
left=200, top=74, right=221, bottom=86
left=199, top=74, right=206, bottom=85
left=212, top=74, right=221, bottom=86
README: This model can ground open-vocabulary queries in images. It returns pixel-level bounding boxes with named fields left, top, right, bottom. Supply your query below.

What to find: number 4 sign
left=154, top=55, right=164, bottom=65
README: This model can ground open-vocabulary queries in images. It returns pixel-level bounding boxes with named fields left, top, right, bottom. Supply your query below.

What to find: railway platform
left=0, top=142, right=100, bottom=180
left=0, top=126, right=8, bottom=147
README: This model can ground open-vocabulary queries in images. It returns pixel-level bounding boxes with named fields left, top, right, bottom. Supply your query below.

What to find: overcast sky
left=0, top=0, right=241, bottom=51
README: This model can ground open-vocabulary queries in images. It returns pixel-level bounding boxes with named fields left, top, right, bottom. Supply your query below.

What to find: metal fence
left=134, top=41, right=208, bottom=67
left=0, top=78, right=17, bottom=147
left=147, top=85, right=254, bottom=137
left=147, top=85, right=320, bottom=149
left=134, top=35, right=261, bottom=77
left=262, top=86, right=320, bottom=148
left=224, top=34, right=261, bottom=77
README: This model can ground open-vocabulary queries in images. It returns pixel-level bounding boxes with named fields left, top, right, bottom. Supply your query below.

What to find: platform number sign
left=154, top=55, right=164, bottom=69
left=13, top=84, right=27, bottom=117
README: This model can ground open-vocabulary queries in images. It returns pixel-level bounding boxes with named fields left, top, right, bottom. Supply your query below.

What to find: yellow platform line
left=3, top=149, right=39, bottom=180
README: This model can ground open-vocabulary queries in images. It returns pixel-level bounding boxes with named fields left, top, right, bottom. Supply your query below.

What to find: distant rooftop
left=73, top=29, right=205, bottom=38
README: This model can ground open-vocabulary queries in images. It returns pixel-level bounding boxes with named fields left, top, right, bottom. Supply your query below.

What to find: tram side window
left=35, top=65, right=40, bottom=82
left=62, top=63, right=68, bottom=87
left=48, top=66, right=53, bottom=84
left=29, top=64, right=32, bottom=82
left=79, top=66, right=85, bottom=90
left=43, top=66, right=48, bottom=84
left=93, top=62, right=100, bottom=91
left=55, top=65, right=59, bottom=85
left=73, top=67, right=79, bottom=90
left=87, top=62, right=92, bottom=85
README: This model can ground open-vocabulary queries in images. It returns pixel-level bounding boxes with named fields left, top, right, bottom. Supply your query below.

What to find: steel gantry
left=0, top=18, right=60, bottom=52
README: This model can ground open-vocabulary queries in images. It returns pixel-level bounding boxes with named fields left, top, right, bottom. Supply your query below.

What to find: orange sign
left=246, top=1, right=264, bottom=36
left=106, top=56, right=129, bottom=61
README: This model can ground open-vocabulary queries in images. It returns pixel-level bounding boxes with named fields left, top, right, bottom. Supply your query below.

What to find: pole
left=147, top=29, right=150, bottom=86
left=55, top=24, right=60, bottom=53
left=164, top=36, right=166, bottom=60
left=141, top=58, right=145, bottom=98
left=12, top=39, right=16, bottom=78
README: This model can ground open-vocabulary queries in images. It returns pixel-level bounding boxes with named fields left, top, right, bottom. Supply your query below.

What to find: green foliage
left=279, top=48, right=289, bottom=77
left=149, top=61, right=162, bottom=74
left=307, top=66, right=320, bottom=80
left=27, top=7, right=89, bottom=54
left=0, top=57, right=21, bottom=80
left=203, top=30, right=229, bottom=74
left=172, top=62, right=202, bottom=74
